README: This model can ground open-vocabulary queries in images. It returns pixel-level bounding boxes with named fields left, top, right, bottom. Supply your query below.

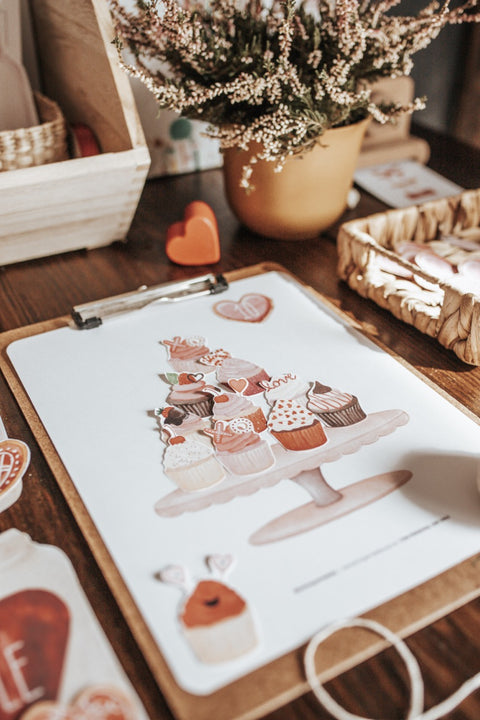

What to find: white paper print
left=6, top=270, right=480, bottom=695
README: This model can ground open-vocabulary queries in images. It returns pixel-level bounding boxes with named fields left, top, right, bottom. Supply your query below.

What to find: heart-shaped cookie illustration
left=228, top=378, right=249, bottom=395
left=0, top=439, right=30, bottom=494
left=0, top=589, right=69, bottom=719
left=20, top=685, right=136, bottom=720
left=214, top=294, right=272, bottom=323
left=166, top=201, right=220, bottom=266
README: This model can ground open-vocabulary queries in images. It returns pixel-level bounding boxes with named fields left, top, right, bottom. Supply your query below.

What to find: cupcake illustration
left=306, top=381, right=366, bottom=427
left=155, top=405, right=210, bottom=438
left=218, top=357, right=270, bottom=395
left=210, top=391, right=267, bottom=433
left=267, top=399, right=327, bottom=451
left=157, top=555, right=259, bottom=664
left=165, top=372, right=215, bottom=417
left=204, top=418, right=275, bottom=476
left=260, top=372, right=310, bottom=407
left=163, top=433, right=225, bottom=492
left=162, top=336, right=216, bottom=373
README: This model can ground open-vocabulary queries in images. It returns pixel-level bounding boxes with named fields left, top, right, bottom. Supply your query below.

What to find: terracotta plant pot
left=222, top=117, right=370, bottom=240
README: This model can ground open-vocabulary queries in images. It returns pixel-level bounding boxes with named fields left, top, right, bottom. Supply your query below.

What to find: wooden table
left=0, top=124, right=479, bottom=719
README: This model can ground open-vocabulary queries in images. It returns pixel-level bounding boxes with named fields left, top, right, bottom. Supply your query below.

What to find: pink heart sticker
left=228, top=378, right=249, bottom=395
left=214, top=294, right=272, bottom=323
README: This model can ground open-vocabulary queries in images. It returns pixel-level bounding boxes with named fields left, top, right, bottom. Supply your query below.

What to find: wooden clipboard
left=0, top=262, right=479, bottom=720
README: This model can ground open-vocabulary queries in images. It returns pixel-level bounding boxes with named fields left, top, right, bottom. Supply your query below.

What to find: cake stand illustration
left=155, top=408, right=411, bottom=545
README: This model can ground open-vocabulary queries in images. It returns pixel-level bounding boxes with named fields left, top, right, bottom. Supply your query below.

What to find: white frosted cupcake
left=163, top=435, right=225, bottom=491
left=260, top=373, right=310, bottom=407
left=267, top=399, right=327, bottom=451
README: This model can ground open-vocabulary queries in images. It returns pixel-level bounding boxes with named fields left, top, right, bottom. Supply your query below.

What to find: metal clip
left=71, top=273, right=228, bottom=329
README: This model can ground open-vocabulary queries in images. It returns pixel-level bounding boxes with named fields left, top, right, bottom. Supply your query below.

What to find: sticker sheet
left=6, top=270, right=480, bottom=695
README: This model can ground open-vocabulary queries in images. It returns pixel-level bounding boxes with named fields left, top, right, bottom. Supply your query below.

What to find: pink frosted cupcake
left=267, top=399, right=327, bottom=451
left=163, top=435, right=225, bottom=491
left=217, top=359, right=270, bottom=396
left=205, top=419, right=274, bottom=475
left=211, top=392, right=267, bottom=433
left=199, top=349, right=269, bottom=396
left=166, top=372, right=215, bottom=417
left=162, top=336, right=216, bottom=373
left=307, top=381, right=366, bottom=427
left=260, top=373, right=310, bottom=407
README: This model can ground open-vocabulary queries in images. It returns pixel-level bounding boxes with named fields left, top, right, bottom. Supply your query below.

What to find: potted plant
left=109, top=0, right=480, bottom=239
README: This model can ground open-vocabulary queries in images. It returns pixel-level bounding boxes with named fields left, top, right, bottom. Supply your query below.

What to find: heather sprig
left=109, top=0, right=480, bottom=185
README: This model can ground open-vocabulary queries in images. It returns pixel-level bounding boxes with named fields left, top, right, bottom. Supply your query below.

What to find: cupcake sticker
left=157, top=555, right=259, bottom=664
left=162, top=431, right=225, bottom=492
left=204, top=419, right=275, bottom=476
left=162, top=335, right=216, bottom=374
left=164, top=372, right=215, bottom=417
left=0, top=416, right=30, bottom=514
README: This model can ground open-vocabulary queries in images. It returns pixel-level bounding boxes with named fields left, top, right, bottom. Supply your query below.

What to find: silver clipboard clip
left=71, top=273, right=229, bottom=329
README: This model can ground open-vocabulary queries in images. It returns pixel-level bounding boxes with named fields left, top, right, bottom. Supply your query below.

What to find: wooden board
left=0, top=263, right=479, bottom=720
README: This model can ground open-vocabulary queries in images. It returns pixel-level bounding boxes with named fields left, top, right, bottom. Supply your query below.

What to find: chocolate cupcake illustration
left=164, top=372, right=215, bottom=417
left=155, top=405, right=210, bottom=438
left=157, top=555, right=259, bottom=664
left=306, top=381, right=366, bottom=427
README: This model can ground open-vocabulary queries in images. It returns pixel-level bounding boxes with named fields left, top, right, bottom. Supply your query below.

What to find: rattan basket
left=0, top=92, right=68, bottom=172
left=337, top=189, right=480, bottom=365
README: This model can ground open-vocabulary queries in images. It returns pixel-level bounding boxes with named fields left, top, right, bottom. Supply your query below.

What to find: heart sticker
left=207, top=554, right=235, bottom=577
left=214, top=294, right=272, bottom=323
left=228, top=378, right=249, bottom=395
left=20, top=684, right=136, bottom=720
left=0, top=439, right=30, bottom=494
left=157, top=564, right=191, bottom=592
left=0, top=589, right=70, bottom=719
left=166, top=201, right=220, bottom=266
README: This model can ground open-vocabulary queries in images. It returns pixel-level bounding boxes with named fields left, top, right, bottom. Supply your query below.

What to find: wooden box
left=0, top=0, right=150, bottom=266
left=337, top=189, right=480, bottom=365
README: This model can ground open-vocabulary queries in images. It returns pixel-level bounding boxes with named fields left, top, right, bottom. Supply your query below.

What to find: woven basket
left=337, top=189, right=480, bottom=365
left=0, top=92, right=68, bottom=172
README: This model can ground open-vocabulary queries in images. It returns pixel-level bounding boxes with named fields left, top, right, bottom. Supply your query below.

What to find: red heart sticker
left=166, top=201, right=220, bottom=266
left=0, top=439, right=30, bottom=494
left=20, top=685, right=136, bottom=720
left=0, top=589, right=69, bottom=719
left=214, top=294, right=272, bottom=323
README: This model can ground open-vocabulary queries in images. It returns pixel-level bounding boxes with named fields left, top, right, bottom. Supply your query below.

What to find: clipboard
left=0, top=262, right=479, bottom=720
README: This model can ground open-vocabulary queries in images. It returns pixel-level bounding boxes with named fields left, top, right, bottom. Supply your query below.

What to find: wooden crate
left=337, top=189, right=480, bottom=365
left=0, top=0, right=150, bottom=266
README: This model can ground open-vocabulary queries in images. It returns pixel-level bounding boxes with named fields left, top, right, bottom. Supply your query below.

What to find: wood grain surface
left=0, top=123, right=479, bottom=719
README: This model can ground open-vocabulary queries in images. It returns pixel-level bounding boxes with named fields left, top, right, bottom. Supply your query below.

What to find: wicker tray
left=337, top=189, right=480, bottom=365
left=0, top=91, right=68, bottom=172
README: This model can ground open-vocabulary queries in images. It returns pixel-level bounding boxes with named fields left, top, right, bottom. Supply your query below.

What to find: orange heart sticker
left=166, top=201, right=220, bottom=266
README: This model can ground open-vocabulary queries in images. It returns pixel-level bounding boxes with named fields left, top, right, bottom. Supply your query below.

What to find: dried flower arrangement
left=109, top=0, right=480, bottom=187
